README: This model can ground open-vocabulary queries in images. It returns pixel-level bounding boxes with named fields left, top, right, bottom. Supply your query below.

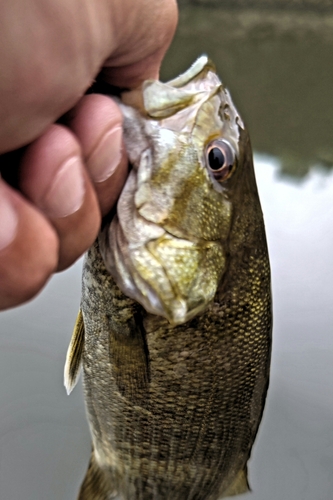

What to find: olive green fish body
left=65, top=57, right=272, bottom=500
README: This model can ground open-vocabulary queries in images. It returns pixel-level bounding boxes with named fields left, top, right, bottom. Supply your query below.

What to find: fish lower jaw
left=113, top=275, right=199, bottom=325
left=163, top=298, right=188, bottom=325
left=139, top=291, right=208, bottom=326
left=131, top=289, right=190, bottom=325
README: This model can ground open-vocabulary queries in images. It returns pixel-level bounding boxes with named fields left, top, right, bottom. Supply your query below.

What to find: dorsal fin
left=64, top=309, right=85, bottom=395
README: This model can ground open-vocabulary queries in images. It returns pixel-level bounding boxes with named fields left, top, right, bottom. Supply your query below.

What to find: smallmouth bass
left=65, top=56, right=272, bottom=500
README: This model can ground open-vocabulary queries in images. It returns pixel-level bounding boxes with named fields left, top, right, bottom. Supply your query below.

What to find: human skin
left=0, top=0, right=178, bottom=310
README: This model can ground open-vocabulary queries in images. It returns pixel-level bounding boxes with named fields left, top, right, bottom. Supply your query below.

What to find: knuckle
left=0, top=224, right=59, bottom=310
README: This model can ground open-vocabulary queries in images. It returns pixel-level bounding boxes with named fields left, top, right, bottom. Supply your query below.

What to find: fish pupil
left=208, top=147, right=225, bottom=170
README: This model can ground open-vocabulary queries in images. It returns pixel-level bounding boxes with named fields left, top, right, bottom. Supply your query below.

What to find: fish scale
left=65, top=56, right=272, bottom=500
left=77, top=235, right=270, bottom=498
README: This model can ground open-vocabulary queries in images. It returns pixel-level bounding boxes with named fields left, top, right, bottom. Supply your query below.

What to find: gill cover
left=99, top=56, right=244, bottom=324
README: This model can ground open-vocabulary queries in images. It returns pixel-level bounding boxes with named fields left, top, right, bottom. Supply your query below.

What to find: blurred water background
left=1, top=3, right=333, bottom=499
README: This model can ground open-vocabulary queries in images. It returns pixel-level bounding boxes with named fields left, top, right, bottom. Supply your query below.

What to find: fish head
left=99, top=56, right=249, bottom=325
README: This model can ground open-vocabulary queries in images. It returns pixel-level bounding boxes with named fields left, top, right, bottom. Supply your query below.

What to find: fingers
left=67, top=94, right=128, bottom=216
left=0, top=96, right=128, bottom=309
left=101, top=0, right=178, bottom=87
left=19, top=124, right=101, bottom=271
left=0, top=0, right=178, bottom=153
left=0, top=180, right=58, bottom=310
left=19, top=95, right=129, bottom=271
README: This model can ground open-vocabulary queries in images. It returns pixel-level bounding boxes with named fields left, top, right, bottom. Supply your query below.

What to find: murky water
left=1, top=6, right=333, bottom=500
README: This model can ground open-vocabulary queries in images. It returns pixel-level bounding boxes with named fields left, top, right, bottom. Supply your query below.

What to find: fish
left=64, top=56, right=272, bottom=500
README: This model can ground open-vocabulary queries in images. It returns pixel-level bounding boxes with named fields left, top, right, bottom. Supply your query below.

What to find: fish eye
left=206, top=139, right=235, bottom=181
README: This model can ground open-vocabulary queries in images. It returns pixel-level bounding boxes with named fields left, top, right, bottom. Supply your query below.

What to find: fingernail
left=41, top=156, right=85, bottom=218
left=88, top=126, right=122, bottom=183
left=0, top=186, right=18, bottom=251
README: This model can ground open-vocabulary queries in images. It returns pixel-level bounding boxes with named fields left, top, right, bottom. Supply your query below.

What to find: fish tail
left=77, top=450, right=114, bottom=500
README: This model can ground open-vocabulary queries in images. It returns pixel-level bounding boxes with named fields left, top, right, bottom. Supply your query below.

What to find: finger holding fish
left=67, top=94, right=129, bottom=216
left=18, top=96, right=129, bottom=272
left=0, top=179, right=58, bottom=309
left=19, top=124, right=101, bottom=271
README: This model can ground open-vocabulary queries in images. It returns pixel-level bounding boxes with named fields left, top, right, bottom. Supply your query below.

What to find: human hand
left=0, top=0, right=178, bottom=310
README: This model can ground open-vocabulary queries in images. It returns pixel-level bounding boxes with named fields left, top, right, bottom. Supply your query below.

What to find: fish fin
left=77, top=450, right=114, bottom=500
left=221, top=467, right=250, bottom=498
left=109, top=312, right=150, bottom=406
left=64, top=309, right=85, bottom=395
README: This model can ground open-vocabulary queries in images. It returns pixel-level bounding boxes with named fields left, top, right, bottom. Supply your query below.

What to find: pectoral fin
left=109, top=312, right=150, bottom=407
left=77, top=450, right=114, bottom=500
left=64, top=309, right=85, bottom=395
left=221, top=467, right=250, bottom=498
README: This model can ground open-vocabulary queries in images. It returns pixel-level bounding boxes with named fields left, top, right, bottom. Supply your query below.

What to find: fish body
left=65, top=56, right=272, bottom=500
